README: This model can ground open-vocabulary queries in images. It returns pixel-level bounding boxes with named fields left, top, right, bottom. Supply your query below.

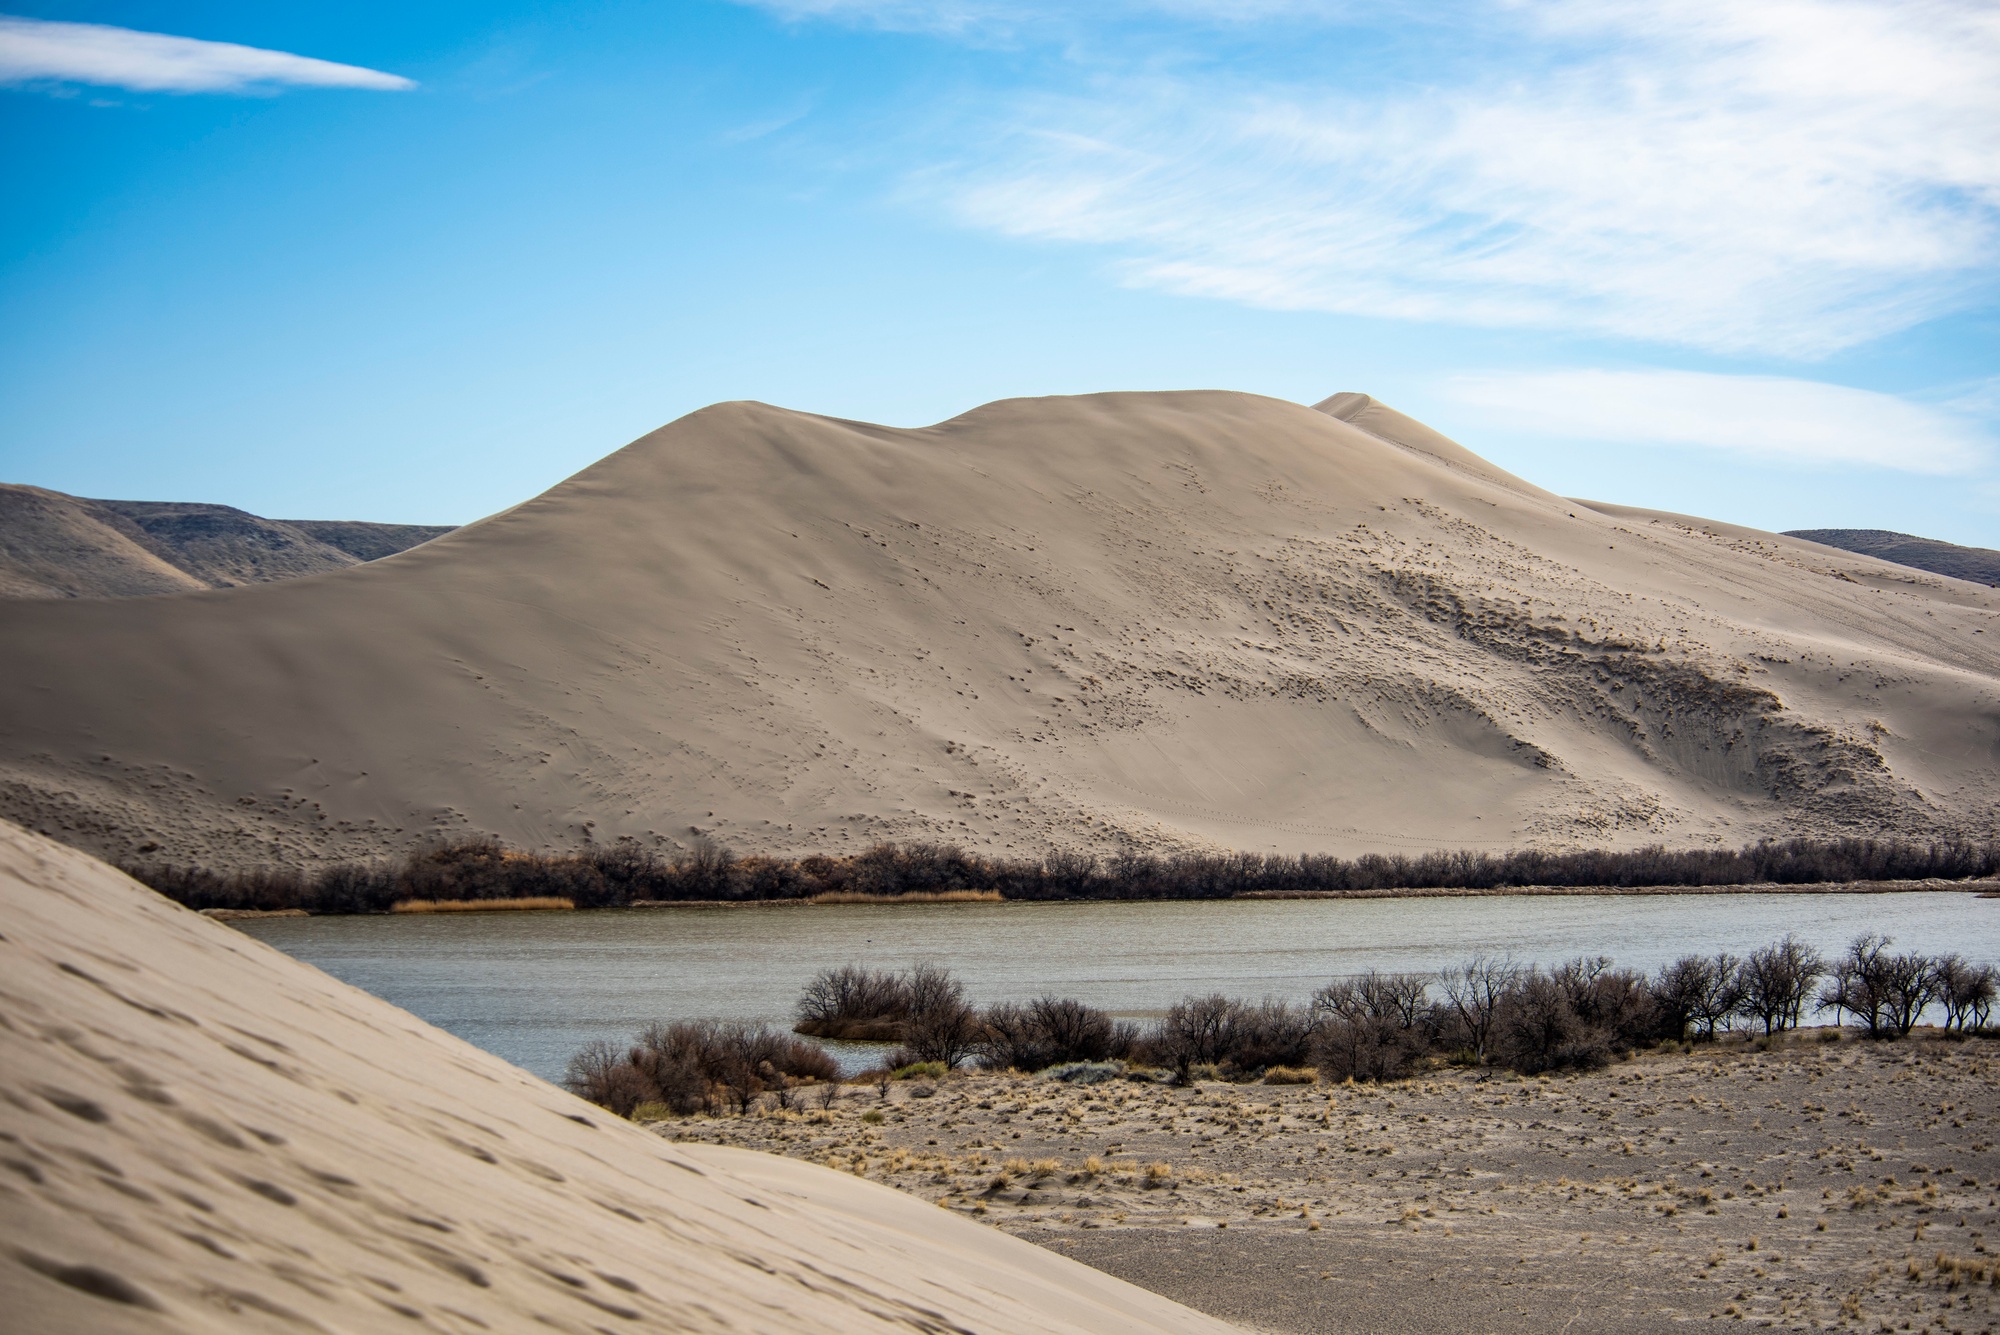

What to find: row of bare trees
left=791, top=935, right=1998, bottom=1086
left=1307, top=936, right=1997, bottom=1081
left=567, top=935, right=1998, bottom=1117
left=131, top=833, right=2000, bottom=912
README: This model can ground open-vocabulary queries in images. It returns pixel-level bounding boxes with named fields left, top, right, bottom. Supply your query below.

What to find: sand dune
left=0, top=390, right=1995, bottom=869
left=0, top=819, right=1241, bottom=1333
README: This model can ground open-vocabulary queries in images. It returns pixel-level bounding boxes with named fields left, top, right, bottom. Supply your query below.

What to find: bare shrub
left=975, top=1002, right=1051, bottom=1072
left=563, top=1039, right=652, bottom=1117
left=1554, top=956, right=1658, bottom=1051
left=1311, top=972, right=1433, bottom=1082
left=1493, top=971, right=1609, bottom=1074
left=1313, top=1013, right=1423, bottom=1082
left=565, top=1021, right=836, bottom=1118
left=974, top=996, right=1125, bottom=1072
left=125, top=834, right=2000, bottom=913
left=1216, top=998, right=1318, bottom=1073
left=1030, top=996, right=1121, bottom=1064
left=1144, top=994, right=1237, bottom=1083
left=794, top=965, right=911, bottom=1038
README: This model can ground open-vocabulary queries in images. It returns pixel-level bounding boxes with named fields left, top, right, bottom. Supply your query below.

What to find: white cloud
left=0, top=15, right=414, bottom=94
left=1445, top=368, right=1992, bottom=474
left=757, top=0, right=2000, bottom=357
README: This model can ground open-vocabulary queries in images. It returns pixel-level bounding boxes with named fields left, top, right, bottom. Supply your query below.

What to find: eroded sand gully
left=673, top=1038, right=2000, bottom=1334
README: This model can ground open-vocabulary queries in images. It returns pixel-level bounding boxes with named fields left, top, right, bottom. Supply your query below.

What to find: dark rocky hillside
left=1786, top=527, right=2000, bottom=588
left=0, top=484, right=452, bottom=599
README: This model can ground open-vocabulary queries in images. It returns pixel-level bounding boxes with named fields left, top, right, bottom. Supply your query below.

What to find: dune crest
left=0, top=819, right=1240, bottom=1333
left=0, top=390, right=1995, bottom=868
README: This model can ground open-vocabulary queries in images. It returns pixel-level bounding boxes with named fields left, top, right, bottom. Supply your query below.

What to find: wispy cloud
left=1445, top=368, right=1992, bottom=475
left=749, top=0, right=2000, bottom=357
left=0, top=15, right=414, bottom=94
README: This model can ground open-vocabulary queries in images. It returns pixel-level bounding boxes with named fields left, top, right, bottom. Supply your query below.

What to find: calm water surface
left=241, top=893, right=2000, bottom=1083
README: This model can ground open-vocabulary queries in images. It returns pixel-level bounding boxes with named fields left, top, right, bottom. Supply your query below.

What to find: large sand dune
left=0, top=390, right=1996, bottom=869
left=0, top=819, right=1241, bottom=1333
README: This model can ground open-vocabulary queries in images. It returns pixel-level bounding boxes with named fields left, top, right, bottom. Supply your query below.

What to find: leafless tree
left=1879, top=951, right=1942, bottom=1036
left=1935, top=954, right=1998, bottom=1032
left=1735, top=935, right=1825, bottom=1034
left=1821, top=934, right=1891, bottom=1035
left=897, top=963, right=980, bottom=1068
left=1151, top=994, right=1236, bottom=1082
left=1438, top=956, right=1519, bottom=1061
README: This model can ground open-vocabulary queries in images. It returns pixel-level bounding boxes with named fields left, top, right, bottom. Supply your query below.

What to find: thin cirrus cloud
left=1444, top=369, right=1992, bottom=476
left=0, top=15, right=414, bottom=94
left=752, top=0, right=2000, bottom=359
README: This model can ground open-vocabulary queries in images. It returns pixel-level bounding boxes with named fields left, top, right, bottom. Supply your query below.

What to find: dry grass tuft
left=1261, top=1066, right=1318, bottom=1085
left=809, top=890, right=1003, bottom=904
left=392, top=896, right=574, bottom=913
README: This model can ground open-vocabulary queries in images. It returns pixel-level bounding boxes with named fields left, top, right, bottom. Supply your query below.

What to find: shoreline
left=212, top=877, right=2000, bottom=916
left=631, top=876, right=2000, bottom=908
left=1234, top=875, right=2000, bottom=899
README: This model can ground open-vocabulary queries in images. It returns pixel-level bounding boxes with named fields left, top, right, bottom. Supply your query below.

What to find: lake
left=240, top=891, right=2000, bottom=1083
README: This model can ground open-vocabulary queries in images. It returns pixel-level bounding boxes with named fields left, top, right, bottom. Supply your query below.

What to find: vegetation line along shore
left=126, top=835, right=2000, bottom=915
left=567, top=939, right=2000, bottom=1122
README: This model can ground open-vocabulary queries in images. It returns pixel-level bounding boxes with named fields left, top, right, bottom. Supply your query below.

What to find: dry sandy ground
left=0, top=819, right=1240, bottom=1335
left=1, top=392, right=1997, bottom=870
left=675, top=1037, right=2000, bottom=1334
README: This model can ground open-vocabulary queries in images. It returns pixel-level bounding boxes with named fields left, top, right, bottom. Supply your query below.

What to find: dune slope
left=0, top=390, right=1996, bottom=868
left=0, top=819, right=1240, bottom=1334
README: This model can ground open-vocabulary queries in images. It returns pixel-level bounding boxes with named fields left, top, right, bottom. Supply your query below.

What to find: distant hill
left=1784, top=528, right=2000, bottom=588
left=0, top=484, right=453, bottom=599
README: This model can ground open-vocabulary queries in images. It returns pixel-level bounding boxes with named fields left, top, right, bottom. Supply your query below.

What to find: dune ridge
left=0, top=819, right=1241, bottom=1333
left=0, top=390, right=1995, bottom=870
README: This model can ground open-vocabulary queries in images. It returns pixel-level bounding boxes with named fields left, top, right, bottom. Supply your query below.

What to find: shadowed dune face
left=0, top=390, right=1996, bottom=869
left=0, top=820, right=1241, bottom=1334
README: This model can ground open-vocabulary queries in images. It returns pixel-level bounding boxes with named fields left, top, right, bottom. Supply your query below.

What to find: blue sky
left=1, top=2, right=1997, bottom=542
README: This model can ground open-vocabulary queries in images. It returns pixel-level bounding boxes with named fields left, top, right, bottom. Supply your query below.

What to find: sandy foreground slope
left=0, top=819, right=1241, bottom=1335
left=1, top=390, right=1996, bottom=870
